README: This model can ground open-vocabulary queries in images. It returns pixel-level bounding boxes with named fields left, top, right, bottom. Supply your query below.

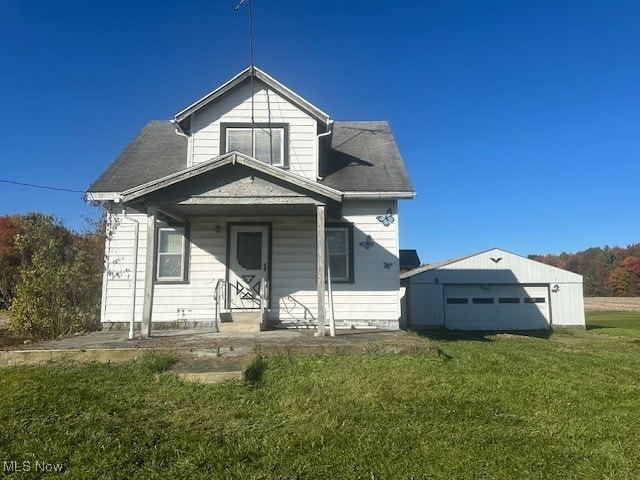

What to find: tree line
left=0, top=212, right=103, bottom=338
left=529, top=244, right=640, bottom=297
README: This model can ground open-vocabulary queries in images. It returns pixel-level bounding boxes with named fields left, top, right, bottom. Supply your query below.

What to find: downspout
left=325, top=241, right=336, bottom=337
left=316, top=120, right=333, bottom=180
left=119, top=202, right=140, bottom=340
left=318, top=121, right=335, bottom=335
left=171, top=119, right=189, bottom=138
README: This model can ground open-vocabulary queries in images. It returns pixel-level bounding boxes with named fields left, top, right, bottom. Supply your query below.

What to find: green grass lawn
left=1, top=313, right=640, bottom=479
left=586, top=310, right=640, bottom=337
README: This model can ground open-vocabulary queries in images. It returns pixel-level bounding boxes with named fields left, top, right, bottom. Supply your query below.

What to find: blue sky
left=1, top=0, right=638, bottom=263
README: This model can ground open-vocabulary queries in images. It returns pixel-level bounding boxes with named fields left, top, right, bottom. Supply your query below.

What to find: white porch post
left=316, top=204, right=326, bottom=337
left=141, top=206, right=156, bottom=339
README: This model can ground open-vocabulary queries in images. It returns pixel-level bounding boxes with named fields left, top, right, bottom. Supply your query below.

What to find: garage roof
left=401, top=248, right=583, bottom=284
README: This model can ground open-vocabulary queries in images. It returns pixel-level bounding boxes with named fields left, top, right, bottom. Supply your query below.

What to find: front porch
left=115, top=152, right=345, bottom=338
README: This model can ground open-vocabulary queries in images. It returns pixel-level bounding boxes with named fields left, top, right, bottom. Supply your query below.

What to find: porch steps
left=218, top=311, right=264, bottom=333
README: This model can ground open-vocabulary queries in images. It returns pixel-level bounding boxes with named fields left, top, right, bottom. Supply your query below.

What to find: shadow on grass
left=586, top=324, right=607, bottom=331
left=409, top=328, right=552, bottom=342
left=244, top=355, right=267, bottom=385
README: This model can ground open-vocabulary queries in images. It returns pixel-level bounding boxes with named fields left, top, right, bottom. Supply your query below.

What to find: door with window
left=228, top=225, right=270, bottom=309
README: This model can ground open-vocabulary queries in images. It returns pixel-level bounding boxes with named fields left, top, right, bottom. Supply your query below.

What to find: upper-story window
left=221, top=123, right=289, bottom=168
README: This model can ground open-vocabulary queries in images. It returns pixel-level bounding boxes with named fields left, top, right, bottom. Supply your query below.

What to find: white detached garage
left=401, top=248, right=585, bottom=330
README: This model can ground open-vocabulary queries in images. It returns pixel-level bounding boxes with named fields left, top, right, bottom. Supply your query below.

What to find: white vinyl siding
left=101, top=208, right=148, bottom=324
left=327, top=201, right=400, bottom=326
left=190, top=82, right=317, bottom=180
left=101, top=200, right=402, bottom=329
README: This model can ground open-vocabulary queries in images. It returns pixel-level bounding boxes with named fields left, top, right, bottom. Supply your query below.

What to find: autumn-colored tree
left=609, top=257, right=640, bottom=297
left=573, top=247, right=616, bottom=296
left=4, top=212, right=104, bottom=338
left=0, top=215, right=22, bottom=309
left=531, top=243, right=640, bottom=296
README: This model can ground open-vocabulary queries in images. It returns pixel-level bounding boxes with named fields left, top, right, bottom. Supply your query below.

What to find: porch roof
left=120, top=151, right=343, bottom=218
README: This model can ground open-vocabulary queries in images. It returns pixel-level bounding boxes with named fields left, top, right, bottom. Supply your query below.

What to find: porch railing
left=214, top=278, right=269, bottom=331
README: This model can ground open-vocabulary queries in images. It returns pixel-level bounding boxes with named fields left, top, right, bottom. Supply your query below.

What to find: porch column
left=141, top=206, right=156, bottom=339
left=316, top=204, right=326, bottom=336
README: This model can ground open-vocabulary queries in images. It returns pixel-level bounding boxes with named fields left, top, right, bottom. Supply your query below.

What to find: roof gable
left=174, top=66, right=331, bottom=134
left=121, top=151, right=343, bottom=205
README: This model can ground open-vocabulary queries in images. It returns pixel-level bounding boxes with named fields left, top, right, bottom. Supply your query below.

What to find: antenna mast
left=248, top=0, right=254, bottom=69
left=248, top=0, right=254, bottom=125
left=233, top=0, right=255, bottom=124
left=232, top=0, right=254, bottom=68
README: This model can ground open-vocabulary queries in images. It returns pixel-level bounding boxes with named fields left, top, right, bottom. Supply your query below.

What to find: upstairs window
left=222, top=123, right=288, bottom=167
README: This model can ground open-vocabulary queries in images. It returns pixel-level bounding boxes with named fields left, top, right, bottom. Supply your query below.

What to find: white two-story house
left=87, top=66, right=414, bottom=336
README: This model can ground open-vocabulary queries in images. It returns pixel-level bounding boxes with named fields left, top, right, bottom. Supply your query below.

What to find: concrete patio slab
left=0, top=328, right=440, bottom=368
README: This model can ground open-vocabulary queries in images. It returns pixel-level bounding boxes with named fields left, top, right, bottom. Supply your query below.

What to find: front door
left=228, top=225, right=269, bottom=309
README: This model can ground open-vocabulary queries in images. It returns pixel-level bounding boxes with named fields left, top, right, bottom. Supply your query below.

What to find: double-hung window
left=222, top=123, right=288, bottom=167
left=157, top=227, right=188, bottom=282
left=326, top=223, right=354, bottom=283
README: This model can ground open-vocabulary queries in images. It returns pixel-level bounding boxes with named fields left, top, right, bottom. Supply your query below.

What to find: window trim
left=220, top=122, right=289, bottom=168
left=446, top=298, right=469, bottom=305
left=524, top=297, right=546, bottom=304
left=498, top=297, right=521, bottom=304
left=155, top=224, right=190, bottom=284
left=325, top=222, right=354, bottom=284
left=472, top=297, right=495, bottom=304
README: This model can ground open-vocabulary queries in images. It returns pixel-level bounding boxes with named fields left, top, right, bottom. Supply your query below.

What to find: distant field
left=584, top=297, right=640, bottom=311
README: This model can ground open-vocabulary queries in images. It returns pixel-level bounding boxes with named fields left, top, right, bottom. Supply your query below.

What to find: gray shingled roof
left=319, top=121, right=414, bottom=193
left=88, top=120, right=414, bottom=195
left=400, top=249, right=421, bottom=271
left=88, top=121, right=187, bottom=193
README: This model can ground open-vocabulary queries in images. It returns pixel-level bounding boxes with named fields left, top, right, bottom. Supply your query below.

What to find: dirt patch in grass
left=0, top=328, right=33, bottom=350
left=0, top=312, right=42, bottom=349
left=584, top=297, right=640, bottom=312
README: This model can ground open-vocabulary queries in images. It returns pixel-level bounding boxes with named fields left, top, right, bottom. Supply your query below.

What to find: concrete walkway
left=0, top=328, right=439, bottom=371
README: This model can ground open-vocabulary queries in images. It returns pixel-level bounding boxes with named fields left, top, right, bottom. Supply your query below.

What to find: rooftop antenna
left=232, top=0, right=256, bottom=129
left=231, top=0, right=254, bottom=68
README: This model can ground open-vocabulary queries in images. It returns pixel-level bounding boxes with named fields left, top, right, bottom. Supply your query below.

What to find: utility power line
left=0, top=179, right=85, bottom=194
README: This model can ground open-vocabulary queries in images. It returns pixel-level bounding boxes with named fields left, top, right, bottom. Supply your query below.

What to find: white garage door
left=443, top=284, right=550, bottom=330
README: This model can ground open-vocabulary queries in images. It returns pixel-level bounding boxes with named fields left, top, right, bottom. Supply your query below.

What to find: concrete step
left=218, top=311, right=263, bottom=333
left=176, top=371, right=243, bottom=384
left=170, top=354, right=248, bottom=384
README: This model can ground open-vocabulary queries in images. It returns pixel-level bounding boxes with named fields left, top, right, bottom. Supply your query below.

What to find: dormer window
left=221, top=123, right=289, bottom=168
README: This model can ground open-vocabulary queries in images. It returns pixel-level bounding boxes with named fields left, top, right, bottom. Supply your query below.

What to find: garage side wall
left=407, top=280, right=444, bottom=328
left=550, top=283, right=585, bottom=327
